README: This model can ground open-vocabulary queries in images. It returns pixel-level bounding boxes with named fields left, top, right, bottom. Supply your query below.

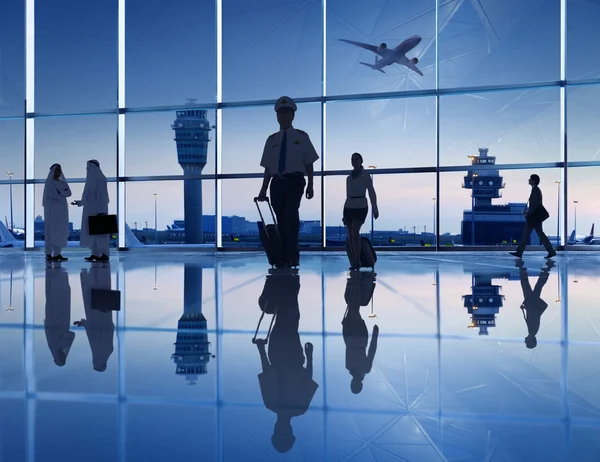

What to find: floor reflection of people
left=254, top=268, right=318, bottom=453
left=74, top=263, right=115, bottom=371
left=342, top=271, right=379, bottom=394
left=518, top=260, right=554, bottom=349
left=44, top=264, right=75, bottom=366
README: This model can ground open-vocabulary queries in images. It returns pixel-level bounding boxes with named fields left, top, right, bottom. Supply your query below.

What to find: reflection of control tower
left=461, top=148, right=532, bottom=246
left=171, top=263, right=213, bottom=384
left=172, top=100, right=212, bottom=244
left=462, top=269, right=520, bottom=335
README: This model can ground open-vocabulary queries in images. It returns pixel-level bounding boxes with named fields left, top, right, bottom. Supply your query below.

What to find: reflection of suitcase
left=91, top=289, right=121, bottom=311
left=255, top=197, right=284, bottom=267
left=252, top=310, right=276, bottom=344
left=345, top=237, right=377, bottom=269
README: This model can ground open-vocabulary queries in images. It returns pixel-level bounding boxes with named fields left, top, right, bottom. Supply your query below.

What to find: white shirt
left=260, top=127, right=319, bottom=175
left=344, top=170, right=376, bottom=209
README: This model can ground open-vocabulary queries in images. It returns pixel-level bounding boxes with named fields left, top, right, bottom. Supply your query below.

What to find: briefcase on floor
left=91, top=289, right=121, bottom=311
left=89, top=214, right=118, bottom=235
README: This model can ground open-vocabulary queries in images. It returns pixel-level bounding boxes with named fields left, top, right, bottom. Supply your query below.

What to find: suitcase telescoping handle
left=254, top=196, right=278, bottom=227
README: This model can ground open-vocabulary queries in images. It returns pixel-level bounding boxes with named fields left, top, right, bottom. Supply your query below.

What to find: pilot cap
left=275, top=96, right=297, bottom=112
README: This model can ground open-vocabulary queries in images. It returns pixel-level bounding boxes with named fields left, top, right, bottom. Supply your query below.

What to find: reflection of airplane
left=339, top=35, right=423, bottom=75
left=567, top=224, right=595, bottom=245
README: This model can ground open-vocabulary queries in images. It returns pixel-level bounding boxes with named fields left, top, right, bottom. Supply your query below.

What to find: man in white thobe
left=42, top=163, right=72, bottom=262
left=72, top=160, right=110, bottom=262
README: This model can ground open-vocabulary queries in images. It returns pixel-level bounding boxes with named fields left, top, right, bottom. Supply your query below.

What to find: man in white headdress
left=42, top=163, right=72, bottom=262
left=72, top=160, right=110, bottom=262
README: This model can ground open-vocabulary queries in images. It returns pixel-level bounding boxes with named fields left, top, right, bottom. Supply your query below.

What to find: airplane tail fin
left=125, top=223, right=144, bottom=248
left=0, top=221, right=18, bottom=246
left=359, top=62, right=385, bottom=73
left=591, top=223, right=595, bottom=238
left=568, top=229, right=575, bottom=244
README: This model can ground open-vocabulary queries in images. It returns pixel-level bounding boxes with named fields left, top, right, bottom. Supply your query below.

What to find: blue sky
left=1, top=0, right=600, bottom=236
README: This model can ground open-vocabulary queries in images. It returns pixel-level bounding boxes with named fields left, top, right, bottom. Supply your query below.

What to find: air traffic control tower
left=172, top=99, right=212, bottom=243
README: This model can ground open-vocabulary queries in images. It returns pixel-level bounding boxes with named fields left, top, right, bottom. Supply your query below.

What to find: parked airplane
left=5, top=217, right=24, bottom=238
left=567, top=224, right=595, bottom=245
left=339, top=35, right=423, bottom=75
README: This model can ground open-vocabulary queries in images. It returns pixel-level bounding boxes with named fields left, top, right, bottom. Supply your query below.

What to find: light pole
left=573, top=200, right=578, bottom=238
left=6, top=172, right=13, bottom=232
left=368, top=165, right=376, bottom=242
left=471, top=173, right=478, bottom=246
left=555, top=180, right=560, bottom=245
left=154, top=193, right=158, bottom=244
left=432, top=197, right=436, bottom=247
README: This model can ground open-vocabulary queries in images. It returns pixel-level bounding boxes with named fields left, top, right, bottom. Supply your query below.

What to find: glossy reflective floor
left=1, top=250, right=599, bottom=461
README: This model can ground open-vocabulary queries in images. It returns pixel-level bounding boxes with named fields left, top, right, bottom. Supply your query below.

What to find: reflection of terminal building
left=461, top=148, right=540, bottom=246
left=171, top=263, right=213, bottom=384
left=462, top=269, right=520, bottom=335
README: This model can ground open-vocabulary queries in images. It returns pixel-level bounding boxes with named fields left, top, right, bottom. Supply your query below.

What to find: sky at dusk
left=1, top=0, right=600, bottom=238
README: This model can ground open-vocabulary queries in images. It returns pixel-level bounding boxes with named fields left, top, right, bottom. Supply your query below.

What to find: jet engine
left=411, top=57, right=419, bottom=64
left=377, top=43, right=387, bottom=52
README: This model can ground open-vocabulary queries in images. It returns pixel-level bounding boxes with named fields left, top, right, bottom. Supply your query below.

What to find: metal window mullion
left=25, top=0, right=35, bottom=249
left=215, top=0, right=223, bottom=250
left=117, top=0, right=126, bottom=249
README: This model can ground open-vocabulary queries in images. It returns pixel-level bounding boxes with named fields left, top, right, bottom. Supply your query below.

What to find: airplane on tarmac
left=339, top=35, right=424, bottom=75
left=5, top=217, right=24, bottom=238
left=567, top=224, right=596, bottom=245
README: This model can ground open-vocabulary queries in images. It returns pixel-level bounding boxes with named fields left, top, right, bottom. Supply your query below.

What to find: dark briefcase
left=526, top=205, right=550, bottom=224
left=91, top=289, right=121, bottom=311
left=89, top=214, right=118, bottom=235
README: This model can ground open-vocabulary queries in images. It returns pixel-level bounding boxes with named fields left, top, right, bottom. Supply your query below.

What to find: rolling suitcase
left=254, top=197, right=284, bottom=267
left=345, top=237, right=377, bottom=269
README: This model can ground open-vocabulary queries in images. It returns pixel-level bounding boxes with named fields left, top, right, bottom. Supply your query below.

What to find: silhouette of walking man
left=510, top=174, right=556, bottom=259
left=257, top=96, right=319, bottom=268
left=342, top=271, right=379, bottom=394
left=517, top=260, right=553, bottom=349
left=253, top=268, right=318, bottom=453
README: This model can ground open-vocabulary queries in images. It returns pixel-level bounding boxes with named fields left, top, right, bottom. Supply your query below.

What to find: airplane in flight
left=567, top=224, right=596, bottom=245
left=339, top=35, right=424, bottom=75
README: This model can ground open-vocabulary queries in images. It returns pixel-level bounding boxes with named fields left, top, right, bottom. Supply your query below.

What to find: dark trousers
left=517, top=220, right=554, bottom=253
left=270, top=175, right=306, bottom=263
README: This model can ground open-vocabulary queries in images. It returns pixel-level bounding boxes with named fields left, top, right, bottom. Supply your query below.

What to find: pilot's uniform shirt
left=260, top=127, right=319, bottom=175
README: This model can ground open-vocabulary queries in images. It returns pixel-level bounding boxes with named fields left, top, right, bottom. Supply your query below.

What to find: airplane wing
left=339, top=39, right=380, bottom=55
left=394, top=35, right=422, bottom=55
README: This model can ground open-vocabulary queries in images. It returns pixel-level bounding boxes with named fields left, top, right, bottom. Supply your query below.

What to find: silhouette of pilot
left=253, top=268, right=318, bottom=453
left=342, top=271, right=379, bottom=394
left=74, top=263, right=115, bottom=372
left=518, top=259, right=554, bottom=349
left=44, top=264, right=75, bottom=367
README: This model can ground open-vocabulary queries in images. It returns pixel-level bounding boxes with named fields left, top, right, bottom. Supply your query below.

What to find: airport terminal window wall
left=2, top=0, right=600, bottom=249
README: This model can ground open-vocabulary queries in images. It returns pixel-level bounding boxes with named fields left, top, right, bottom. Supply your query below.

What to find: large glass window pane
left=566, top=166, right=598, bottom=249
left=222, top=103, right=321, bottom=174
left=125, top=109, right=216, bottom=176
left=0, top=2, right=25, bottom=117
left=125, top=180, right=215, bottom=245
left=567, top=0, right=600, bottom=81
left=35, top=0, right=117, bottom=114
left=222, top=0, right=322, bottom=102
left=126, top=0, right=217, bottom=108
left=439, top=0, right=560, bottom=88
left=34, top=115, right=117, bottom=179
left=221, top=178, right=321, bottom=249
left=327, top=0, right=436, bottom=96
left=567, top=85, right=600, bottom=163
left=0, top=119, right=25, bottom=179
left=440, top=88, right=561, bottom=167
left=0, top=184, right=25, bottom=247
left=34, top=182, right=117, bottom=249
left=326, top=97, right=436, bottom=170
left=440, top=169, right=561, bottom=247
left=325, top=173, right=436, bottom=247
